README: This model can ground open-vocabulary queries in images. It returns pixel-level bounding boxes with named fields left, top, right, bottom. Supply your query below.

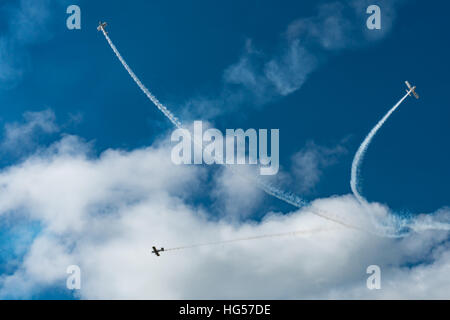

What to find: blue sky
left=0, top=0, right=449, bottom=299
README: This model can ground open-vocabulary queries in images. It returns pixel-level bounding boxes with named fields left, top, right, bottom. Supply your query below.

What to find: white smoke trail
left=99, top=27, right=374, bottom=234
left=347, top=91, right=450, bottom=236
left=351, top=91, right=411, bottom=204
left=100, top=29, right=182, bottom=129
left=100, top=29, right=302, bottom=203
left=102, top=28, right=450, bottom=239
left=164, top=227, right=338, bottom=252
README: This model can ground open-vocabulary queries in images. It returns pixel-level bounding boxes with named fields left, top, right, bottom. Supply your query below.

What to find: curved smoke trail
left=351, top=91, right=411, bottom=204
left=99, top=27, right=379, bottom=234
left=349, top=92, right=450, bottom=235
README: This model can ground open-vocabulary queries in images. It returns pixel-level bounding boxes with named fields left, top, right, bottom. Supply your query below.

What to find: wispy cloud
left=264, top=39, right=318, bottom=96
left=291, top=139, right=348, bottom=193
left=182, top=0, right=404, bottom=120
left=0, top=0, right=57, bottom=88
left=1, top=109, right=59, bottom=154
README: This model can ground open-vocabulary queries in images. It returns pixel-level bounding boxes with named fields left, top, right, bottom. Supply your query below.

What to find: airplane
left=405, top=81, right=419, bottom=99
left=152, top=246, right=165, bottom=257
left=97, top=21, right=107, bottom=33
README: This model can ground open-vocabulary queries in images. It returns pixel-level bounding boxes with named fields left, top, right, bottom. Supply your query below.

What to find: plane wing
left=405, top=81, right=412, bottom=90
left=152, top=246, right=160, bottom=256
left=97, top=22, right=107, bottom=32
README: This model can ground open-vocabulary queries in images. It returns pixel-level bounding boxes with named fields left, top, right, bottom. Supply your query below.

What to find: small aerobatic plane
left=152, top=246, right=165, bottom=257
left=97, top=21, right=107, bottom=33
left=405, top=81, right=419, bottom=99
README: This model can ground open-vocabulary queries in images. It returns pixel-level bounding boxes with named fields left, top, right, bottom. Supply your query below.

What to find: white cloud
left=0, top=134, right=449, bottom=299
left=1, top=109, right=58, bottom=154
left=0, top=0, right=61, bottom=88
left=211, top=165, right=264, bottom=219
left=0, top=38, right=24, bottom=86
left=264, top=40, right=318, bottom=96
left=291, top=140, right=348, bottom=193
left=9, top=0, right=52, bottom=44
left=0, top=0, right=444, bottom=300
left=285, top=2, right=355, bottom=50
